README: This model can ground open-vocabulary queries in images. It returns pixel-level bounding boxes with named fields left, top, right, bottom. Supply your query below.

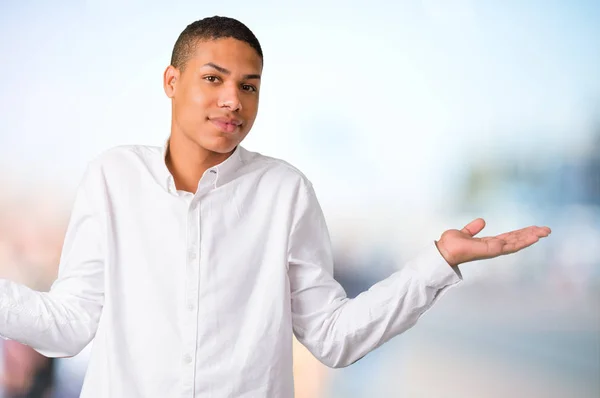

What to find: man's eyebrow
left=203, top=62, right=230, bottom=74
left=202, top=62, right=261, bottom=80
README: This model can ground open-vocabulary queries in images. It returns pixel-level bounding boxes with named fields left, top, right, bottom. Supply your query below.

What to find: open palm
left=435, top=218, right=551, bottom=267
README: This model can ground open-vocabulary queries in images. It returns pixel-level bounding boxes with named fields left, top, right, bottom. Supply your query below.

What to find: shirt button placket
left=182, top=198, right=201, bottom=396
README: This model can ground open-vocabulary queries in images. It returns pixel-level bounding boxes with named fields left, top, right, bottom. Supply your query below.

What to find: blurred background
left=0, top=0, right=598, bottom=397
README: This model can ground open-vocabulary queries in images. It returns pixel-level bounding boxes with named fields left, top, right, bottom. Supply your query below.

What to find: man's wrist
left=435, top=239, right=456, bottom=267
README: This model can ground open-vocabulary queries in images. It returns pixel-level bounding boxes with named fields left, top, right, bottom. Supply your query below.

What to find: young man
left=0, top=16, right=550, bottom=397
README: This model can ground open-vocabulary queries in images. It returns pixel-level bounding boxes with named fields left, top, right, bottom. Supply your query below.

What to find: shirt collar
left=159, top=138, right=245, bottom=194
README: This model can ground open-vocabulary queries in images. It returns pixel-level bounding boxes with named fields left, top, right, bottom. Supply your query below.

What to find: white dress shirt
left=0, top=144, right=461, bottom=397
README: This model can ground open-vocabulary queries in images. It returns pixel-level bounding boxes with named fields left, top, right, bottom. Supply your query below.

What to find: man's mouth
left=210, top=117, right=242, bottom=133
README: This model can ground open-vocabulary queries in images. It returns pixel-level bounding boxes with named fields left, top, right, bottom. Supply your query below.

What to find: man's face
left=164, top=37, right=262, bottom=154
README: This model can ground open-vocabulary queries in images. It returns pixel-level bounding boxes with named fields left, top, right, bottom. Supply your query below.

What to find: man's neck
left=165, top=134, right=234, bottom=193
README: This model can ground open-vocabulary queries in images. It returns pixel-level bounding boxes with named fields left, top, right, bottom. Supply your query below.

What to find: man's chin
left=201, top=136, right=241, bottom=154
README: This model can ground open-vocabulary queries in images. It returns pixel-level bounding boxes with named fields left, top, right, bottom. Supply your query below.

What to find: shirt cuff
left=406, top=242, right=463, bottom=288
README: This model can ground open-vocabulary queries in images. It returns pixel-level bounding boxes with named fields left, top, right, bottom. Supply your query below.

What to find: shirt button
left=183, top=354, right=192, bottom=364
left=189, top=250, right=197, bottom=261
left=187, top=303, right=194, bottom=311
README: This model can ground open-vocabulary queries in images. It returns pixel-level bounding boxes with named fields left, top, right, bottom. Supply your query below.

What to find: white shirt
left=0, top=144, right=461, bottom=397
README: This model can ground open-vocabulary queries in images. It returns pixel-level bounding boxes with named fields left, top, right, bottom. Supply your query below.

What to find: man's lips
left=210, top=117, right=242, bottom=133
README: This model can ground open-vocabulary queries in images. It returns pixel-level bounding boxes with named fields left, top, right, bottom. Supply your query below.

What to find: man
left=0, top=16, right=550, bottom=397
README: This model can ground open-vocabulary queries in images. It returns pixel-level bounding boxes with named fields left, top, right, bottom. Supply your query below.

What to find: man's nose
left=217, top=84, right=242, bottom=112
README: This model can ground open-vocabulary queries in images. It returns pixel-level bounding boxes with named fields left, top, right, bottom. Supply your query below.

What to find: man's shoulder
left=95, top=144, right=160, bottom=163
left=79, top=145, right=164, bottom=189
left=240, top=147, right=311, bottom=188
left=87, top=144, right=161, bottom=170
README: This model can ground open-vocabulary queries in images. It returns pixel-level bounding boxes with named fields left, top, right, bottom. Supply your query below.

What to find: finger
left=497, top=227, right=538, bottom=240
left=495, top=228, right=528, bottom=241
left=461, top=218, right=486, bottom=237
left=527, top=226, right=551, bottom=237
left=501, top=233, right=541, bottom=254
left=496, top=226, right=551, bottom=241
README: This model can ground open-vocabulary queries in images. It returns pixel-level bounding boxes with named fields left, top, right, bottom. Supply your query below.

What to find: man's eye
left=242, top=84, right=257, bottom=92
left=204, top=76, right=219, bottom=83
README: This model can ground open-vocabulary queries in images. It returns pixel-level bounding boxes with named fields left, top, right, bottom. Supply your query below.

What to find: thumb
left=461, top=218, right=486, bottom=237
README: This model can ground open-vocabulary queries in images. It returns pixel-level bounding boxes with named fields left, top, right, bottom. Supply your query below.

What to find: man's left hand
left=435, top=218, right=551, bottom=267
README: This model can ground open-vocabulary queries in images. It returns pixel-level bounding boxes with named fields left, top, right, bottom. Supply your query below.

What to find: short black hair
left=170, top=16, right=263, bottom=70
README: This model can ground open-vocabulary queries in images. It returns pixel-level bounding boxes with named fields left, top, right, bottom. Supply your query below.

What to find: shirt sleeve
left=288, top=181, right=462, bottom=368
left=0, top=160, right=106, bottom=358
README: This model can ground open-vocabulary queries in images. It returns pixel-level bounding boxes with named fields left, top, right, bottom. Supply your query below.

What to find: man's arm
left=288, top=180, right=550, bottom=369
left=288, top=181, right=461, bottom=368
left=0, top=160, right=106, bottom=358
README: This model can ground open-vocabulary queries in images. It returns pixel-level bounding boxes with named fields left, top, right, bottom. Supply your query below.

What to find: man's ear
left=163, top=65, right=179, bottom=98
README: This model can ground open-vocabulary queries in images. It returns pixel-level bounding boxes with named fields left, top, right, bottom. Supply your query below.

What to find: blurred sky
left=1, top=0, right=599, bottom=219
